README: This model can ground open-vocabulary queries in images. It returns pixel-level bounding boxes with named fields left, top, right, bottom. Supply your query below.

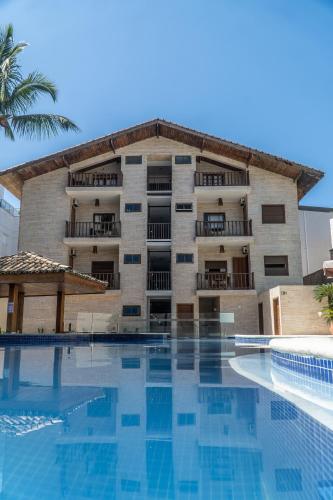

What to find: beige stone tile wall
left=19, top=168, right=70, bottom=264
left=75, top=199, right=120, bottom=222
left=73, top=247, right=119, bottom=274
left=198, top=246, right=244, bottom=274
left=247, top=166, right=303, bottom=293
left=197, top=200, right=244, bottom=222
left=218, top=293, right=259, bottom=335
left=259, top=285, right=328, bottom=335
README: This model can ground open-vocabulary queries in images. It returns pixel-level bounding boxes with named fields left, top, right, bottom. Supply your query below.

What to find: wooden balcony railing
left=89, top=272, right=120, bottom=289
left=147, top=272, right=171, bottom=290
left=147, top=223, right=171, bottom=240
left=197, top=272, right=254, bottom=290
left=68, top=172, right=122, bottom=187
left=196, top=220, right=252, bottom=237
left=65, top=221, right=121, bottom=238
left=147, top=176, right=172, bottom=191
left=194, top=171, right=249, bottom=187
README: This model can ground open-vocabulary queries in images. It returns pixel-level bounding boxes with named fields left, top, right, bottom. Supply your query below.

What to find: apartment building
left=0, top=187, right=19, bottom=257
left=0, top=119, right=324, bottom=334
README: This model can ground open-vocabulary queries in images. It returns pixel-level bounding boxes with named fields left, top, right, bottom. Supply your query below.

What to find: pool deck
left=270, top=336, right=333, bottom=359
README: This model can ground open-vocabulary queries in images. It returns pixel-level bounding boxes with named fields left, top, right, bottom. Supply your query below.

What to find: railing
left=194, top=171, right=249, bottom=186
left=147, top=223, right=171, bottom=239
left=197, top=272, right=254, bottom=290
left=89, top=272, right=120, bottom=289
left=147, top=176, right=172, bottom=191
left=65, top=221, right=121, bottom=238
left=196, top=220, right=252, bottom=237
left=68, top=172, right=122, bottom=187
left=147, top=272, right=171, bottom=290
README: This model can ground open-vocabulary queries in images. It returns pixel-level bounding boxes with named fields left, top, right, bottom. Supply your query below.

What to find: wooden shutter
left=262, top=205, right=285, bottom=224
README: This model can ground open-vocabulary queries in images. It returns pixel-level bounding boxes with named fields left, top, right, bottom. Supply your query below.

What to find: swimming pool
left=0, top=339, right=332, bottom=499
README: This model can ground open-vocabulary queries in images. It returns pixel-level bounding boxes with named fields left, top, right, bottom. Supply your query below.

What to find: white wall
left=299, top=206, right=333, bottom=276
left=0, top=187, right=19, bottom=257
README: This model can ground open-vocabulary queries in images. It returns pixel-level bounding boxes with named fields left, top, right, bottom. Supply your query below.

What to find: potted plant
left=314, top=283, right=333, bottom=334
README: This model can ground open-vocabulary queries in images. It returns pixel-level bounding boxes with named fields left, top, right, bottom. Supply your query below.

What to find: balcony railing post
left=197, top=272, right=252, bottom=290
left=194, top=171, right=250, bottom=187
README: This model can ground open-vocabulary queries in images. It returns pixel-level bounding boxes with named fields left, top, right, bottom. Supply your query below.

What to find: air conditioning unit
left=240, top=197, right=246, bottom=207
left=242, top=246, right=248, bottom=255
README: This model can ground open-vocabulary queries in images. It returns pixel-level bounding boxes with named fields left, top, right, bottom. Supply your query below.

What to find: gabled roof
left=0, top=251, right=105, bottom=286
left=0, top=118, right=324, bottom=199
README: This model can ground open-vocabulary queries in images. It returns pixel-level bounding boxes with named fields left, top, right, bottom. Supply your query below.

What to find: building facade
left=299, top=205, right=333, bottom=276
left=0, top=120, right=324, bottom=335
left=0, top=187, right=19, bottom=257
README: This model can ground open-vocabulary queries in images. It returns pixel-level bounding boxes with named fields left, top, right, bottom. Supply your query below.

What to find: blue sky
left=1, top=0, right=332, bottom=208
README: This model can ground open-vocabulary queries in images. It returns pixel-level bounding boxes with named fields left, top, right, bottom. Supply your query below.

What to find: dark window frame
left=176, top=253, right=194, bottom=263
left=264, top=256, right=289, bottom=276
left=262, top=204, right=286, bottom=224
left=175, top=203, right=193, bottom=212
left=175, top=155, right=192, bottom=165
left=124, top=254, right=141, bottom=264
left=125, top=155, right=142, bottom=165
left=125, top=203, right=142, bottom=213
left=122, top=305, right=141, bottom=316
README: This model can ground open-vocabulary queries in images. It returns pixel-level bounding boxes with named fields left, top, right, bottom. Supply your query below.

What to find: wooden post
left=6, top=284, right=19, bottom=332
left=17, top=292, right=25, bottom=333
left=56, top=291, right=65, bottom=333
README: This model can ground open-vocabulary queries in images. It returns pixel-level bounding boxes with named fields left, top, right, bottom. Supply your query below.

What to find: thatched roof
left=0, top=118, right=324, bottom=199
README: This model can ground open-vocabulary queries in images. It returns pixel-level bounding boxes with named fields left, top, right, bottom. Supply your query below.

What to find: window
left=125, top=155, right=142, bottom=165
left=264, top=256, right=289, bottom=276
left=175, top=155, right=192, bottom=164
left=122, top=357, right=140, bottom=369
left=177, top=413, right=196, bottom=426
left=124, top=254, right=141, bottom=264
left=175, top=203, right=193, bottom=212
left=125, top=203, right=142, bottom=213
left=122, top=305, right=141, bottom=316
left=121, top=414, right=140, bottom=426
left=262, top=204, right=286, bottom=224
left=176, top=253, right=194, bottom=263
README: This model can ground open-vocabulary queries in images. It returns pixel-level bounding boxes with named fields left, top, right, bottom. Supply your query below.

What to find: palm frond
left=11, top=113, right=80, bottom=139
left=5, top=72, right=58, bottom=113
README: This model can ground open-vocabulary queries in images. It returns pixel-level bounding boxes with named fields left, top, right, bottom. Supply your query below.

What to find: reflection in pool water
left=0, top=340, right=331, bottom=499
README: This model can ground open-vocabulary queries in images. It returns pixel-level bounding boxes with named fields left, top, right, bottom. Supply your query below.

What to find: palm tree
left=314, top=283, right=333, bottom=332
left=0, top=24, right=79, bottom=140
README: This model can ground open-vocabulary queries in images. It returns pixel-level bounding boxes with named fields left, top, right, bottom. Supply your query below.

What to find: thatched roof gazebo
left=0, top=252, right=107, bottom=333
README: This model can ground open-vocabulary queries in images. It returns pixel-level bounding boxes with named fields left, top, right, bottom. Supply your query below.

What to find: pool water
left=0, top=339, right=332, bottom=499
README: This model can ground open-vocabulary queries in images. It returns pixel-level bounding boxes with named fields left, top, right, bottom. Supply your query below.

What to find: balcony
left=197, top=272, right=254, bottom=291
left=147, top=223, right=171, bottom=240
left=147, top=176, right=172, bottom=192
left=194, top=171, right=250, bottom=200
left=196, top=220, right=253, bottom=246
left=147, top=272, right=171, bottom=291
left=66, top=172, right=123, bottom=201
left=89, top=272, right=120, bottom=290
left=64, top=221, right=121, bottom=247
